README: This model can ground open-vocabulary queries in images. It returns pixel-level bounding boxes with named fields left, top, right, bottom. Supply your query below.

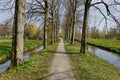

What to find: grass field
left=88, top=39, right=120, bottom=53
left=0, top=41, right=59, bottom=80
left=65, top=41, right=120, bottom=80
left=0, top=39, right=43, bottom=58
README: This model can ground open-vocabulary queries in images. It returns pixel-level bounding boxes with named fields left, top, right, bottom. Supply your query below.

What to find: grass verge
left=0, top=41, right=59, bottom=80
left=64, top=41, right=120, bottom=80
left=0, top=39, right=43, bottom=58
left=87, top=39, right=120, bottom=53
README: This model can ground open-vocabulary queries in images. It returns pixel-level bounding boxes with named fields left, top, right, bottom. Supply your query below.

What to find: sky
left=0, top=0, right=120, bottom=31
left=0, top=11, right=13, bottom=23
left=0, top=0, right=14, bottom=24
left=60, top=0, right=120, bottom=31
left=89, top=0, right=120, bottom=31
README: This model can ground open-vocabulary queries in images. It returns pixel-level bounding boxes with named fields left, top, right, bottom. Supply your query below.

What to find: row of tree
left=0, top=22, right=40, bottom=39
left=62, top=0, right=120, bottom=54
left=89, top=27, right=120, bottom=39
left=0, top=0, right=61, bottom=69
left=0, top=22, right=12, bottom=38
left=75, top=26, right=120, bottom=40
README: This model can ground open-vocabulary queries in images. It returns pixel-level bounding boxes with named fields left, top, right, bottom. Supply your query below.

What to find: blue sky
left=0, top=0, right=120, bottom=31
left=0, top=0, right=14, bottom=23
left=89, top=0, right=120, bottom=31
left=0, top=11, right=13, bottom=23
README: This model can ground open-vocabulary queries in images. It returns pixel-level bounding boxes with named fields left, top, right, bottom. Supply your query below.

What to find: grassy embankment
left=87, top=39, right=120, bottom=53
left=64, top=41, right=120, bottom=80
left=0, top=41, right=59, bottom=80
left=0, top=39, right=43, bottom=59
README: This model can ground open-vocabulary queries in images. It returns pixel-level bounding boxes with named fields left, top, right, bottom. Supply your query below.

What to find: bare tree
left=43, top=0, right=49, bottom=49
left=70, top=0, right=77, bottom=44
left=61, top=0, right=83, bottom=43
left=80, top=0, right=120, bottom=54
left=10, top=0, right=26, bottom=69
left=80, top=0, right=91, bottom=54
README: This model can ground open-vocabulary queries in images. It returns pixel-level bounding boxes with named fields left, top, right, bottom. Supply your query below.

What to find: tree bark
left=80, top=0, right=91, bottom=54
left=10, top=0, right=26, bottom=68
left=51, top=0, right=55, bottom=45
left=71, top=0, right=77, bottom=45
left=44, top=0, right=49, bottom=49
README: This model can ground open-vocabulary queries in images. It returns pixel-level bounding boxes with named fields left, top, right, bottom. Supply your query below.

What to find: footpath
left=47, top=39, right=75, bottom=80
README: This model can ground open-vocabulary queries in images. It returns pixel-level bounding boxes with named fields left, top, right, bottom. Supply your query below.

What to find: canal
left=0, top=46, right=43, bottom=73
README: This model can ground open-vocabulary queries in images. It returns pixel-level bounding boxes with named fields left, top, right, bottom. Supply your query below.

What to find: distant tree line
left=0, top=23, right=12, bottom=38
left=89, top=26, right=120, bottom=39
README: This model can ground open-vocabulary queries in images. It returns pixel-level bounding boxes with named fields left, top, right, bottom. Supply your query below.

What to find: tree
left=43, top=0, right=49, bottom=49
left=50, top=0, right=55, bottom=44
left=25, top=23, right=38, bottom=39
left=62, top=0, right=83, bottom=43
left=105, top=27, right=117, bottom=39
left=54, top=0, right=61, bottom=42
left=62, top=0, right=74, bottom=42
left=25, top=0, right=60, bottom=46
left=49, top=0, right=61, bottom=44
left=26, top=0, right=57, bottom=46
left=80, top=0, right=91, bottom=54
left=80, top=0, right=120, bottom=54
left=10, top=0, right=26, bottom=69
left=70, top=0, right=77, bottom=44
left=90, top=27, right=100, bottom=39
left=0, top=21, right=12, bottom=38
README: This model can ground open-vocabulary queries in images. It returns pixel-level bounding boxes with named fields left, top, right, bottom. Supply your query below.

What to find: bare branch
left=92, top=5, right=108, bottom=28
left=90, top=2, right=103, bottom=6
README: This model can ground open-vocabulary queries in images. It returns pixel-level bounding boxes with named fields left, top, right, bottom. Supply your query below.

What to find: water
left=23, top=46, right=43, bottom=59
left=88, top=45, right=120, bottom=68
left=0, top=60, right=11, bottom=73
left=0, top=46, right=43, bottom=73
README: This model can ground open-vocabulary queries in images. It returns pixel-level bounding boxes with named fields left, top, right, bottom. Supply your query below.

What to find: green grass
left=0, top=41, right=59, bottom=80
left=0, top=39, right=43, bottom=58
left=24, top=40, right=43, bottom=51
left=64, top=41, right=120, bottom=80
left=88, top=39, right=120, bottom=53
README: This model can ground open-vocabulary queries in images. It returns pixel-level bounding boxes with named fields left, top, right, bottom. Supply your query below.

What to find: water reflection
left=37, top=46, right=44, bottom=52
left=0, top=46, right=43, bottom=73
left=24, top=52, right=30, bottom=59
left=0, top=60, right=11, bottom=73
left=88, top=45, right=120, bottom=68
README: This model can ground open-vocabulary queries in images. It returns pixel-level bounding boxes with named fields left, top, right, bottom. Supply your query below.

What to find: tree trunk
left=54, top=23, right=56, bottom=42
left=69, top=25, right=71, bottom=42
left=71, top=0, right=77, bottom=45
left=71, top=16, right=75, bottom=44
left=65, top=28, right=68, bottom=40
left=67, top=26, right=70, bottom=41
left=51, top=22, right=54, bottom=44
left=51, top=0, right=55, bottom=45
left=10, top=0, right=26, bottom=69
left=44, top=0, right=49, bottom=49
left=80, top=0, right=91, bottom=54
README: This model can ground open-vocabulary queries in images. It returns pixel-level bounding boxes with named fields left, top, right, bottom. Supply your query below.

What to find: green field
left=0, top=41, right=58, bottom=80
left=0, top=39, right=43, bottom=58
left=87, top=39, right=120, bottom=53
left=64, top=41, right=120, bottom=80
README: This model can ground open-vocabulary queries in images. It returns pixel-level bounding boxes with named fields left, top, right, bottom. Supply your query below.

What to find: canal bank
left=0, top=42, right=59, bottom=80
left=88, top=45, right=120, bottom=68
left=0, top=46, right=43, bottom=74
left=65, top=41, right=120, bottom=80
left=75, top=40, right=120, bottom=69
